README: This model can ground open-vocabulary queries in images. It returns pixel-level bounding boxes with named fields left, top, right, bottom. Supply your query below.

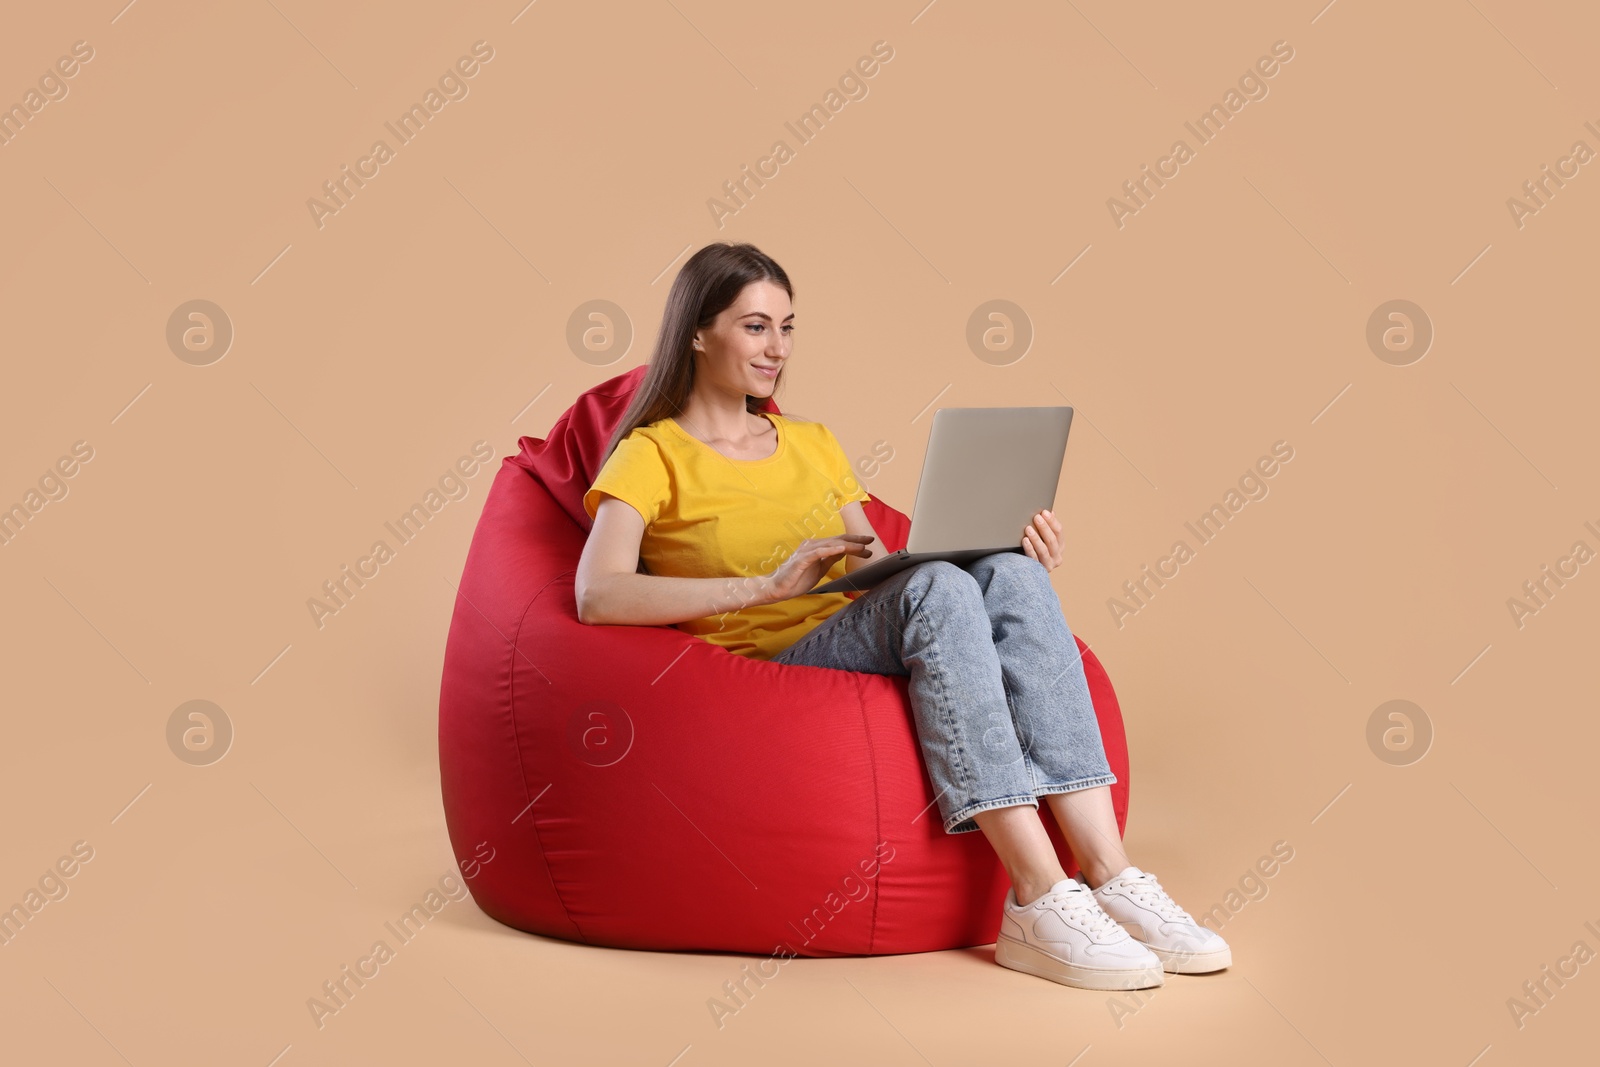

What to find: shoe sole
left=1146, top=943, right=1232, bottom=974
left=995, top=935, right=1164, bottom=990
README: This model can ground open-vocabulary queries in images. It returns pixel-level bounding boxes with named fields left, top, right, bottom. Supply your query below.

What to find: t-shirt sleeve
left=822, top=425, right=871, bottom=506
left=583, top=433, right=672, bottom=526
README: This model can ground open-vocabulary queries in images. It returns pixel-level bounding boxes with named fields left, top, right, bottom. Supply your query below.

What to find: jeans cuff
left=942, top=794, right=1039, bottom=836
left=1031, top=772, right=1118, bottom=799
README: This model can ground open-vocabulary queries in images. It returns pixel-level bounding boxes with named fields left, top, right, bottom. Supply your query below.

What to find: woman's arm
left=839, top=501, right=884, bottom=575
left=576, top=497, right=775, bottom=625
left=577, top=495, right=875, bottom=624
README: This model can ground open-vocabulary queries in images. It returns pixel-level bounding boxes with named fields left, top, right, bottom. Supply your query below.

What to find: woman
left=575, top=242, right=1228, bottom=991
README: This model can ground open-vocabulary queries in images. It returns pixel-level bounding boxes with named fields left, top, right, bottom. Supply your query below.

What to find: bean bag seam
left=515, top=570, right=587, bottom=943
left=848, top=670, right=884, bottom=956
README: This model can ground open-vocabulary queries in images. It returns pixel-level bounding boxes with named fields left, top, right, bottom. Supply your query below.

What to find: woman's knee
left=901, top=559, right=981, bottom=613
left=969, top=551, right=1070, bottom=623
left=972, top=550, right=1050, bottom=591
left=908, top=559, right=978, bottom=587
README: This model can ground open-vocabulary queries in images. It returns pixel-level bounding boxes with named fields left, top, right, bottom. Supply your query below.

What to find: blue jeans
left=771, top=551, right=1116, bottom=835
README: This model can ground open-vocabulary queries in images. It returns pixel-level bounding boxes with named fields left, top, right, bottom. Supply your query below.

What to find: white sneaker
left=1088, top=866, right=1232, bottom=974
left=995, top=877, right=1164, bottom=990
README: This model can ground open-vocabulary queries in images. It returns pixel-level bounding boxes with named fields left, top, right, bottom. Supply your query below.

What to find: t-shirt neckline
left=664, top=412, right=786, bottom=465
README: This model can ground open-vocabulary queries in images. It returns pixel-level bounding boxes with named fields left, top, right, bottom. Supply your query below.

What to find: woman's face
left=692, top=280, right=793, bottom=400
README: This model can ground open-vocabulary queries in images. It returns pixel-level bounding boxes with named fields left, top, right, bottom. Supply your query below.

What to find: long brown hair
left=601, top=242, right=795, bottom=464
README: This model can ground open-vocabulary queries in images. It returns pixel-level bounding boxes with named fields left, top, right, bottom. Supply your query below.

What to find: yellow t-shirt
left=582, top=412, right=872, bottom=660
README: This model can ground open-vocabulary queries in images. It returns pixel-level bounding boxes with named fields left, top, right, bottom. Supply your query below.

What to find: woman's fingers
left=823, top=535, right=874, bottom=556
left=1024, top=511, right=1061, bottom=570
left=810, top=544, right=869, bottom=568
left=1034, top=511, right=1059, bottom=545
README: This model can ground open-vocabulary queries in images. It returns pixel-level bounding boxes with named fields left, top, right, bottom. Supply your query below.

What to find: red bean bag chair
left=438, top=365, right=1131, bottom=957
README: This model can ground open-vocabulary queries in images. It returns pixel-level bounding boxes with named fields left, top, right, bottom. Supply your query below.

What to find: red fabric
left=438, top=365, right=1131, bottom=956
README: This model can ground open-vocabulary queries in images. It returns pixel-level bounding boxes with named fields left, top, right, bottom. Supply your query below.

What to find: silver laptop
left=810, top=406, right=1073, bottom=595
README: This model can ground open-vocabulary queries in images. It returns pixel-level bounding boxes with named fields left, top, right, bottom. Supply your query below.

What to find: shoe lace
left=1121, top=871, right=1195, bottom=923
left=1041, top=883, right=1121, bottom=939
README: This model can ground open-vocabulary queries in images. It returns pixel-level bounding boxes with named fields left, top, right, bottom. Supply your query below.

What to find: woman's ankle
left=1011, top=870, right=1068, bottom=907
left=1078, top=855, right=1131, bottom=890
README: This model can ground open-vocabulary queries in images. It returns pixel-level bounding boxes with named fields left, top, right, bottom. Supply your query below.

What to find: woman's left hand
left=1021, top=509, right=1063, bottom=572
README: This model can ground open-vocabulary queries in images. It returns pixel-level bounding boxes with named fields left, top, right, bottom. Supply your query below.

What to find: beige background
left=2, top=1, right=1595, bottom=1064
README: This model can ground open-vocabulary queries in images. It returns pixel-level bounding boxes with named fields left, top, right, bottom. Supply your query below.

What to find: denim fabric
left=771, top=551, right=1116, bottom=835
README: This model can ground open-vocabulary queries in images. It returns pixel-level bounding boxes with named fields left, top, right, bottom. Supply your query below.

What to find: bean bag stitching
left=1078, top=639, right=1131, bottom=832
left=514, top=570, right=587, bottom=942
left=847, top=670, right=884, bottom=956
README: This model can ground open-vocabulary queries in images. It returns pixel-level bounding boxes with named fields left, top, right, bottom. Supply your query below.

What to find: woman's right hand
left=763, top=534, right=876, bottom=602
